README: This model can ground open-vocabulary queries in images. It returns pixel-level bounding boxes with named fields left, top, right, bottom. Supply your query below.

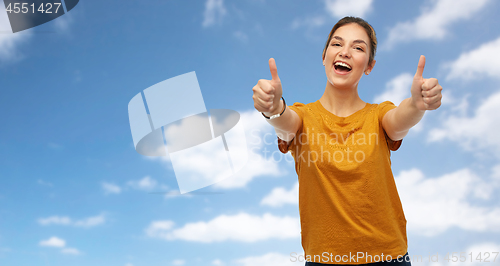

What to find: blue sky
left=1, top=0, right=500, bottom=265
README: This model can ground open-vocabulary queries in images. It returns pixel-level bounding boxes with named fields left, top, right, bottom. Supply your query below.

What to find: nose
left=339, top=46, right=351, bottom=58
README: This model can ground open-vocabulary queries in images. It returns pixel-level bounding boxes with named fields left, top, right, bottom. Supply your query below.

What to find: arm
left=382, top=98, right=425, bottom=141
left=382, top=55, right=443, bottom=141
left=253, top=58, right=302, bottom=142
left=264, top=98, right=302, bottom=142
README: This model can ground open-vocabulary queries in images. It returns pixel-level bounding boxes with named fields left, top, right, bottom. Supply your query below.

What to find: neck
left=319, top=82, right=366, bottom=117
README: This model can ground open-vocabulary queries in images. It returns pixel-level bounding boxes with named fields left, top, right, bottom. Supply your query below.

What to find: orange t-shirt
left=278, top=100, right=407, bottom=265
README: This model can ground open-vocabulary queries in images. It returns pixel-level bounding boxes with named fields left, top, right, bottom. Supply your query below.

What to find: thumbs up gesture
left=411, top=55, right=443, bottom=111
left=252, top=58, right=283, bottom=115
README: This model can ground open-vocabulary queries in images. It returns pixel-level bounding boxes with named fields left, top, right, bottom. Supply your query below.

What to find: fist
left=411, top=55, right=443, bottom=110
left=252, top=58, right=283, bottom=115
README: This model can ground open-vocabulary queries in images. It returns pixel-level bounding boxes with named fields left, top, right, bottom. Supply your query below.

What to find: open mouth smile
left=333, top=61, right=352, bottom=75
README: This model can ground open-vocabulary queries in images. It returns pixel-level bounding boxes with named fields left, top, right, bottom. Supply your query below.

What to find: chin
left=327, top=76, right=352, bottom=89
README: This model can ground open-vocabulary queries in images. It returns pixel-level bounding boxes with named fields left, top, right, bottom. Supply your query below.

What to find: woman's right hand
left=252, top=58, right=283, bottom=116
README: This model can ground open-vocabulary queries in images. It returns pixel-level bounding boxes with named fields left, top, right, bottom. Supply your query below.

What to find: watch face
left=270, top=114, right=280, bottom=120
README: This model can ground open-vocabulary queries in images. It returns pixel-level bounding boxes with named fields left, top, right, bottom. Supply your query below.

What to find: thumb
left=269, top=58, right=280, bottom=81
left=414, top=55, right=426, bottom=79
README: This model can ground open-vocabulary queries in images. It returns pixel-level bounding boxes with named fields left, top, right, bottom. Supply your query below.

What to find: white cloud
left=202, top=0, right=227, bottom=28
left=291, top=0, right=371, bottom=34
left=466, top=242, right=500, bottom=254
left=61, top=247, right=81, bottom=255
left=324, top=0, right=373, bottom=18
left=172, top=259, right=185, bottom=266
left=234, top=252, right=303, bottom=266
left=146, top=220, right=175, bottom=234
left=39, top=236, right=66, bottom=248
left=155, top=109, right=281, bottom=190
left=164, top=115, right=247, bottom=192
left=37, top=179, right=54, bottom=187
left=493, top=165, right=500, bottom=179
left=127, top=176, right=158, bottom=191
left=73, top=214, right=106, bottom=228
left=261, top=182, right=298, bottom=207
left=0, top=5, right=31, bottom=61
left=101, top=182, right=122, bottom=194
left=145, top=212, right=300, bottom=243
left=444, top=37, right=500, bottom=81
left=373, top=73, right=427, bottom=133
left=39, top=236, right=82, bottom=255
left=47, top=142, right=64, bottom=150
left=102, top=176, right=168, bottom=195
left=212, top=110, right=282, bottom=189
left=439, top=89, right=462, bottom=108
left=233, top=31, right=248, bottom=43
left=38, top=213, right=106, bottom=228
left=428, top=90, right=500, bottom=156
left=212, top=259, right=225, bottom=265
left=53, top=11, right=74, bottom=32
left=212, top=152, right=281, bottom=189
left=373, top=73, right=412, bottom=105
left=384, top=0, right=490, bottom=49
left=395, top=168, right=500, bottom=236
left=290, top=16, right=326, bottom=30
left=38, top=216, right=72, bottom=226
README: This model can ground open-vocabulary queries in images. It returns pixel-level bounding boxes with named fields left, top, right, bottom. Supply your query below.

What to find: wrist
left=408, top=97, right=426, bottom=114
left=409, top=97, right=420, bottom=110
left=262, top=97, right=286, bottom=119
left=409, top=96, right=417, bottom=108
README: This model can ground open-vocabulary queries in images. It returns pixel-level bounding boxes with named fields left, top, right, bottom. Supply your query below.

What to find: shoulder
left=288, top=101, right=316, bottom=118
left=289, top=101, right=310, bottom=109
left=371, top=101, right=397, bottom=121
left=369, top=101, right=397, bottom=110
left=377, top=101, right=397, bottom=108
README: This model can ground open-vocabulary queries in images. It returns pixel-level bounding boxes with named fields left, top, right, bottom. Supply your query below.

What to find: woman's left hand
left=410, top=55, right=443, bottom=111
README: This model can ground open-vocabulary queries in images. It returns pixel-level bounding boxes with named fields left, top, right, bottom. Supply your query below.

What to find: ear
left=365, top=59, right=376, bottom=75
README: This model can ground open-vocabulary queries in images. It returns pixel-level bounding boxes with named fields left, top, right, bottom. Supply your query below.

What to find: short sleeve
left=378, top=101, right=403, bottom=151
left=277, top=102, right=305, bottom=153
left=378, top=101, right=397, bottom=121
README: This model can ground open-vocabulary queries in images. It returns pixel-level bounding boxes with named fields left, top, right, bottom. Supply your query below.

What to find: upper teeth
left=335, top=62, right=351, bottom=69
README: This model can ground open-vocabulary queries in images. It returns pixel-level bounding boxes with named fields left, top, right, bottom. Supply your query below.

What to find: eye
left=331, top=43, right=341, bottom=47
left=355, top=47, right=364, bottom=51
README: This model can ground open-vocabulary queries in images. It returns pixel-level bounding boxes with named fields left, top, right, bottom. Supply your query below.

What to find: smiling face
left=322, top=23, right=376, bottom=90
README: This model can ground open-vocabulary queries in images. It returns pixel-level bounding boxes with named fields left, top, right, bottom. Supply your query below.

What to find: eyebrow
left=332, top=36, right=367, bottom=46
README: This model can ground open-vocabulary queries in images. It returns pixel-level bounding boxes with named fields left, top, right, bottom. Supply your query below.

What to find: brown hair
left=322, top=16, right=377, bottom=65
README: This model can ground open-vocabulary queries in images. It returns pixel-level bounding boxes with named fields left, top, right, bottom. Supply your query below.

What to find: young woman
left=252, top=17, right=442, bottom=265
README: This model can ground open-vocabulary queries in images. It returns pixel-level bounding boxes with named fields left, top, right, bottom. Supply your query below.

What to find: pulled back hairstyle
left=322, top=16, right=377, bottom=65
